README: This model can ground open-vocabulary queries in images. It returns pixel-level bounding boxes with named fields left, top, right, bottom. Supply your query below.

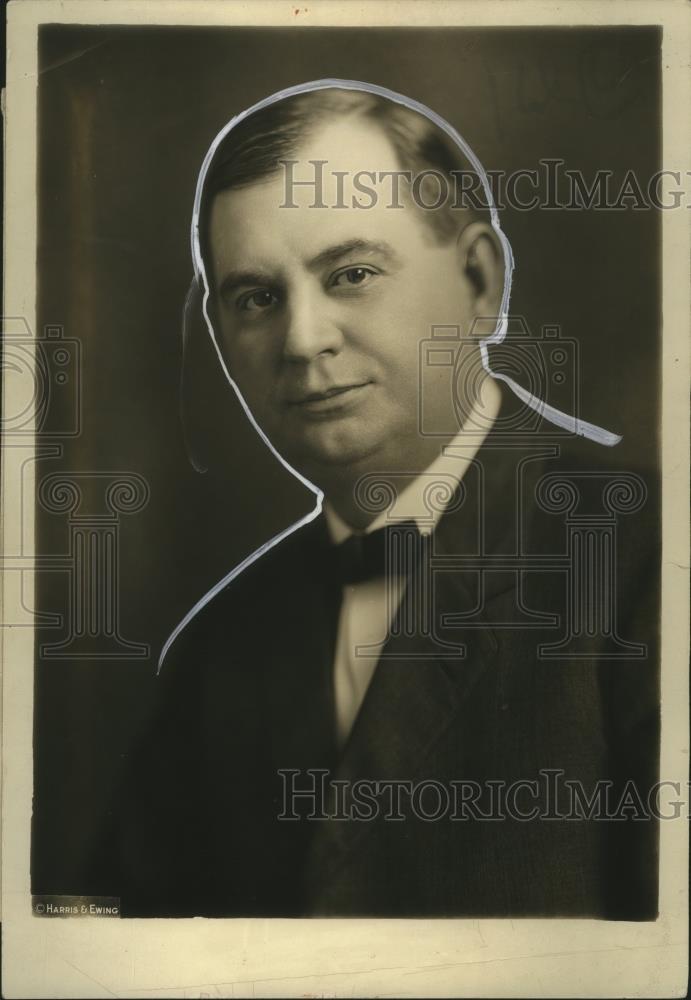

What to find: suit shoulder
left=158, top=513, right=325, bottom=675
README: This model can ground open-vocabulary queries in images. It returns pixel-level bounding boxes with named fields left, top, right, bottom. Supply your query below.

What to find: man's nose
left=281, top=286, right=343, bottom=363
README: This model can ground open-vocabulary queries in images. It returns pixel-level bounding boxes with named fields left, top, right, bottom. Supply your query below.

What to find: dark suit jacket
left=118, top=428, right=659, bottom=919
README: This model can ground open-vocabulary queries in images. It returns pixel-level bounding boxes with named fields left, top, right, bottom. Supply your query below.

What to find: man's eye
left=330, top=266, right=378, bottom=288
left=237, top=290, right=278, bottom=312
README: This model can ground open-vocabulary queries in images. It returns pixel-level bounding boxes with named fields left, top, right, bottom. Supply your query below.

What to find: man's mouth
left=285, top=381, right=373, bottom=415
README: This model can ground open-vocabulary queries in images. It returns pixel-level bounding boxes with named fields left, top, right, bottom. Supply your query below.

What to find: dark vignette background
left=33, top=25, right=661, bottom=896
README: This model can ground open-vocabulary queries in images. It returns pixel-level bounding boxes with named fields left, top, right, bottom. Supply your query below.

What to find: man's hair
left=197, top=87, right=487, bottom=279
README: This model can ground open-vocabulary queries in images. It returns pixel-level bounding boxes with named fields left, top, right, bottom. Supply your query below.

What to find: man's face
left=207, top=117, right=481, bottom=483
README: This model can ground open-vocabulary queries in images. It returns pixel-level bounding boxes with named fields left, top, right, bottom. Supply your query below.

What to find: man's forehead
left=292, top=115, right=403, bottom=179
left=208, top=193, right=415, bottom=280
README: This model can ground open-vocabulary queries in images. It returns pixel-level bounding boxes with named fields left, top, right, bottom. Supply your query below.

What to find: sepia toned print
left=3, top=3, right=688, bottom=998
left=115, top=79, right=658, bottom=918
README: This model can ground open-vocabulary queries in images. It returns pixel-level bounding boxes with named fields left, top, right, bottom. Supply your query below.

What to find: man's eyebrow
left=307, top=239, right=401, bottom=270
left=217, top=240, right=400, bottom=297
left=217, top=269, right=275, bottom=298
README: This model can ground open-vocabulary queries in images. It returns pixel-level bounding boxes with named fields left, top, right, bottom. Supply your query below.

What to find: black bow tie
left=329, top=520, right=424, bottom=584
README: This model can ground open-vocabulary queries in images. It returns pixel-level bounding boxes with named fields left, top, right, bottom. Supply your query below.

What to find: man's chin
left=278, top=435, right=382, bottom=479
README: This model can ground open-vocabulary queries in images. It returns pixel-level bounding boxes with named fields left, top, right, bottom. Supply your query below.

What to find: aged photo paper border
left=2, top=1, right=689, bottom=996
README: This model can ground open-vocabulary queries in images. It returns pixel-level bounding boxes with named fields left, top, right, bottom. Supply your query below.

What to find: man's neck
left=317, top=428, right=455, bottom=530
left=323, top=380, right=502, bottom=535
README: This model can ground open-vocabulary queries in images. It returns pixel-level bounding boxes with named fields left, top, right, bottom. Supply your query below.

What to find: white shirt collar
left=324, top=378, right=501, bottom=543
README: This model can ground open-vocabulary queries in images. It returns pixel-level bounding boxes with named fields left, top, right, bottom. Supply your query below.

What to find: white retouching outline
left=159, top=77, right=621, bottom=671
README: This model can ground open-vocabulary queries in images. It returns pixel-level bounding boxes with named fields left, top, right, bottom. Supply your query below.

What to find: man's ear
left=456, top=221, right=504, bottom=316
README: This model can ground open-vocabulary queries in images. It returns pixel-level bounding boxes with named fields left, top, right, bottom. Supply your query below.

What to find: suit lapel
left=331, top=442, right=523, bottom=779
left=332, top=526, right=498, bottom=780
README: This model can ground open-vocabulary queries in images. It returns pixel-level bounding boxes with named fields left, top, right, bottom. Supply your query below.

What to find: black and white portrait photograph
left=2, top=1, right=689, bottom=997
